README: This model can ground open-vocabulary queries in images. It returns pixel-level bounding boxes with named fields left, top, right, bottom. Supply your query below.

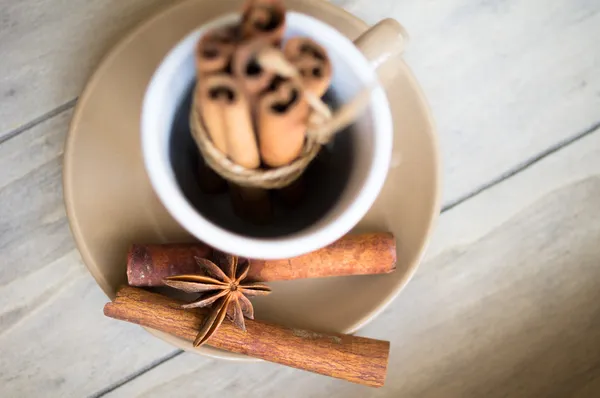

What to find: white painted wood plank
left=332, top=0, right=600, bottom=204
left=0, top=112, right=177, bottom=397
left=0, top=0, right=169, bottom=138
left=105, top=129, right=600, bottom=397
left=0, top=110, right=74, bottom=284
left=1, top=0, right=599, bottom=204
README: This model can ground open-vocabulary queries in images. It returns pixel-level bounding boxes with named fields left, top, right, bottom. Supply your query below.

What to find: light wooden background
left=1, top=0, right=600, bottom=397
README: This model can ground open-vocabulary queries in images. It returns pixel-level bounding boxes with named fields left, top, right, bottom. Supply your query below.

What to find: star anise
left=163, top=252, right=271, bottom=347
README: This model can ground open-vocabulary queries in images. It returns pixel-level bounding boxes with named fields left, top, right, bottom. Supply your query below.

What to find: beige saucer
left=63, top=0, right=441, bottom=361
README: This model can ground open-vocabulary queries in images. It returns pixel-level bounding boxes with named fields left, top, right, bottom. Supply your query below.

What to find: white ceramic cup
left=142, top=12, right=406, bottom=259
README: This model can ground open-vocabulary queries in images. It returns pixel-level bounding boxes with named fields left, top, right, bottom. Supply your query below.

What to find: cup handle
left=353, top=19, right=408, bottom=87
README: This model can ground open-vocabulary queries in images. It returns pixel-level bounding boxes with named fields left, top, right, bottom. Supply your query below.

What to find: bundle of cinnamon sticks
left=196, top=0, right=332, bottom=169
left=192, top=0, right=337, bottom=223
left=104, top=232, right=396, bottom=386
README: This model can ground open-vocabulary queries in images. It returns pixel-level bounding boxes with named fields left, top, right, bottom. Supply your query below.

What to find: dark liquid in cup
left=169, top=83, right=354, bottom=238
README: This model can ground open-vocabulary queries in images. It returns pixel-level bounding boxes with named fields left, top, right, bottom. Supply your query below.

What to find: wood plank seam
left=442, top=118, right=600, bottom=212
left=88, top=350, right=184, bottom=398
left=0, top=98, right=77, bottom=146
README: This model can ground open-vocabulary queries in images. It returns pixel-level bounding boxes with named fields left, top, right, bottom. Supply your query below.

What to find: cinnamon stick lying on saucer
left=127, top=232, right=396, bottom=286
left=104, top=286, right=389, bottom=387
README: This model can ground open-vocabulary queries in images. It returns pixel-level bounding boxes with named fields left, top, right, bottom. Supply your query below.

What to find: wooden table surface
left=1, top=0, right=600, bottom=397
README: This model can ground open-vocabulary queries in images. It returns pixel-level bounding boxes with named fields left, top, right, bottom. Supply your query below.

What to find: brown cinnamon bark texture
left=104, top=286, right=389, bottom=387
left=258, top=78, right=309, bottom=167
left=195, top=26, right=237, bottom=74
left=241, top=0, right=287, bottom=45
left=197, top=74, right=261, bottom=168
left=284, top=37, right=332, bottom=98
left=127, top=232, right=396, bottom=286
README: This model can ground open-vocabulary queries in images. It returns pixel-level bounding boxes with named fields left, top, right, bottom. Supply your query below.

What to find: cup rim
left=141, top=11, right=393, bottom=259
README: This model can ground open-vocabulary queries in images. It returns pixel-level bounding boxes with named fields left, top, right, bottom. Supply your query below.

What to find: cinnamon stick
left=232, top=38, right=275, bottom=104
left=104, top=286, right=389, bottom=387
left=197, top=74, right=260, bottom=168
left=284, top=37, right=332, bottom=98
left=195, top=26, right=237, bottom=74
left=241, top=0, right=286, bottom=45
left=127, top=233, right=396, bottom=286
left=258, top=78, right=309, bottom=167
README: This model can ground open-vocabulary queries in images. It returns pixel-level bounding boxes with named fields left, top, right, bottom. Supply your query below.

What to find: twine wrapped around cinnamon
left=190, top=94, right=321, bottom=189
